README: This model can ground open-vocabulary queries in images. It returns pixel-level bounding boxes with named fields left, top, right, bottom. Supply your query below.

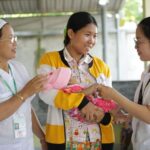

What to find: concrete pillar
left=143, top=0, right=150, bottom=17
left=100, top=5, right=107, bottom=63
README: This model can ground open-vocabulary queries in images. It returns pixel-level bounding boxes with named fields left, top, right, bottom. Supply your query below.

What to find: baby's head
left=45, top=67, right=71, bottom=90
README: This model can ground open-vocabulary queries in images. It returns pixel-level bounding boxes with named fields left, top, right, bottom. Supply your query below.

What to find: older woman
left=0, top=19, right=48, bottom=150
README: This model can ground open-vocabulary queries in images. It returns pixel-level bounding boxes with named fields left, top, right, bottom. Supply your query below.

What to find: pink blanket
left=63, top=85, right=117, bottom=122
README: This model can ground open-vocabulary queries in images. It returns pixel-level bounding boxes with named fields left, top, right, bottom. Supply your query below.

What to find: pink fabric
left=63, top=84, right=117, bottom=122
left=44, top=67, right=117, bottom=122
left=44, top=67, right=71, bottom=90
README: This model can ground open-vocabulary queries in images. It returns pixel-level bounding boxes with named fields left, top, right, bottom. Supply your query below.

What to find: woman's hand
left=81, top=102, right=104, bottom=123
left=20, top=74, right=49, bottom=100
left=82, top=83, right=99, bottom=96
left=97, top=84, right=117, bottom=100
left=40, top=139, right=48, bottom=150
left=113, top=110, right=129, bottom=124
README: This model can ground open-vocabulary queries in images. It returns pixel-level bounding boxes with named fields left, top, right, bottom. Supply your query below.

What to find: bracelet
left=15, top=93, right=24, bottom=102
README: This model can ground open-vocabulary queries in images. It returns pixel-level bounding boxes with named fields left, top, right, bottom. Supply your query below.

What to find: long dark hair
left=64, top=11, right=97, bottom=46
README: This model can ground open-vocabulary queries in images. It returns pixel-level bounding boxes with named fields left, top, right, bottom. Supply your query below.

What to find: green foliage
left=122, top=0, right=143, bottom=23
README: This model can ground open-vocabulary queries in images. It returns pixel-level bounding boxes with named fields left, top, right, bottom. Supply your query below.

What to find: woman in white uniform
left=98, top=17, right=150, bottom=150
left=0, top=19, right=48, bottom=150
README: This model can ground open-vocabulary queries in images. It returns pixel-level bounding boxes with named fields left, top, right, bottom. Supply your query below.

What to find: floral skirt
left=66, top=141, right=101, bottom=150
left=65, top=112, right=101, bottom=150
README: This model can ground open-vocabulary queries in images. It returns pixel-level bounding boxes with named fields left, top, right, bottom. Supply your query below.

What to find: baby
left=63, top=84, right=117, bottom=122
left=44, top=67, right=117, bottom=123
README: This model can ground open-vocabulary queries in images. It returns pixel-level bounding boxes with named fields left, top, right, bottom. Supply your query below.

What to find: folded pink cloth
left=44, top=67, right=71, bottom=90
left=63, top=84, right=117, bottom=122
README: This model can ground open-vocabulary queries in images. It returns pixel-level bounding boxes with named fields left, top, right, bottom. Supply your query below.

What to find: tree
left=122, top=0, right=143, bottom=23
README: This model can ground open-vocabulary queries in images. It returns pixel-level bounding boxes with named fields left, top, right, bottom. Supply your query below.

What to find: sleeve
left=100, top=113, right=111, bottom=125
left=94, top=57, right=112, bottom=87
left=96, top=58, right=112, bottom=125
left=102, top=64, right=113, bottom=125
left=104, top=63, right=112, bottom=87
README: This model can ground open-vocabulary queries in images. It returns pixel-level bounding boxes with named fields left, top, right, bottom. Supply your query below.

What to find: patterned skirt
left=66, top=141, right=101, bottom=150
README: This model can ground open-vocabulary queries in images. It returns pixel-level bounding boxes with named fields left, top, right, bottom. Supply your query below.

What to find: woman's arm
left=31, top=109, right=48, bottom=150
left=0, top=74, right=48, bottom=121
left=98, top=85, right=150, bottom=124
left=0, top=93, right=25, bottom=121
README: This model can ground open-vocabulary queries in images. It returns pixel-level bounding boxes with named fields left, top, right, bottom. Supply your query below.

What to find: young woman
left=0, top=19, right=48, bottom=150
left=98, top=17, right=150, bottom=150
left=38, top=12, right=114, bottom=150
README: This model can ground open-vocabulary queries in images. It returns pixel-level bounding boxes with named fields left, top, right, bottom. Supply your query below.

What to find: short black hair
left=138, top=17, right=150, bottom=40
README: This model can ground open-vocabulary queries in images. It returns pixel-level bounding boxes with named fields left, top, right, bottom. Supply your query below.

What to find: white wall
left=118, top=30, right=143, bottom=80
left=144, top=0, right=150, bottom=17
left=16, top=38, right=37, bottom=77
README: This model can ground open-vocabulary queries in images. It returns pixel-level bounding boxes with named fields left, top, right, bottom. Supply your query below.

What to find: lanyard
left=0, top=64, right=17, bottom=95
left=138, top=78, right=150, bottom=105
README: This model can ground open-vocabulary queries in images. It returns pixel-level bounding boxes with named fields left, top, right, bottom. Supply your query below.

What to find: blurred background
left=0, top=0, right=147, bottom=81
left=0, top=0, right=149, bottom=149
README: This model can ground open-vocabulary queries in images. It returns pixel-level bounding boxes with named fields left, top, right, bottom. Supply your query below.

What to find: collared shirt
left=63, top=48, right=96, bottom=87
left=132, top=65, right=150, bottom=150
left=0, top=60, right=34, bottom=150
left=63, top=48, right=101, bottom=143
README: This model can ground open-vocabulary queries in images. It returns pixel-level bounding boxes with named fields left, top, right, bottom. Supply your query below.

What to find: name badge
left=13, top=113, right=27, bottom=138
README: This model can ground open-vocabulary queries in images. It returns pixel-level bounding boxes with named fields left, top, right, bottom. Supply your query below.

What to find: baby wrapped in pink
left=45, top=67, right=117, bottom=122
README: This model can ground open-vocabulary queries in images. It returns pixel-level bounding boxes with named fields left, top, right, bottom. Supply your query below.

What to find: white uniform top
left=132, top=66, right=150, bottom=150
left=0, top=60, right=34, bottom=150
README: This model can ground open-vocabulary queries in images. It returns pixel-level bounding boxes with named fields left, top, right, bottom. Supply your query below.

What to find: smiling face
left=0, top=24, right=17, bottom=62
left=67, top=23, right=97, bottom=57
left=135, top=26, right=150, bottom=61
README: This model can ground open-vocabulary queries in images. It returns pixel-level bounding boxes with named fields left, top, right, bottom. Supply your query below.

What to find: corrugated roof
left=0, top=0, right=125, bottom=15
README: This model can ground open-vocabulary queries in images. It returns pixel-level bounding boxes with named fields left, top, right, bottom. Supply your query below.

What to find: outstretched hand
left=112, top=108, right=130, bottom=124
left=81, top=102, right=104, bottom=123
left=97, top=84, right=117, bottom=100
left=82, top=83, right=99, bottom=96
left=20, top=74, right=49, bottom=99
